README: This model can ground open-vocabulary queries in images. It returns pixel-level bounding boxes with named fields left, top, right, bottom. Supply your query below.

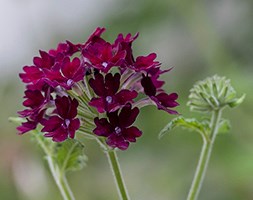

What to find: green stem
left=106, top=150, right=130, bottom=200
left=187, top=109, right=222, bottom=200
left=32, top=132, right=75, bottom=200
left=46, top=155, right=75, bottom=200
left=9, top=119, right=76, bottom=200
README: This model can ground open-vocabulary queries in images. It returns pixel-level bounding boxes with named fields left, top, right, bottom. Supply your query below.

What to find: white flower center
left=115, top=126, right=122, bottom=135
left=102, top=62, right=108, bottom=68
left=63, top=119, right=70, bottom=128
left=106, top=96, right=113, bottom=104
left=67, top=79, right=74, bottom=86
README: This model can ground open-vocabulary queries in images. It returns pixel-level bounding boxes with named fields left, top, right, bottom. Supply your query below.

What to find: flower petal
left=107, top=110, right=119, bottom=127
left=119, top=104, right=139, bottom=128
left=68, top=118, right=80, bottom=138
left=105, top=73, right=120, bottom=95
left=41, top=116, right=62, bottom=132
left=115, top=89, right=138, bottom=105
left=141, top=75, right=157, bottom=96
left=55, top=96, right=70, bottom=118
left=84, top=27, right=106, bottom=47
left=89, top=73, right=105, bottom=97
left=17, top=120, right=37, bottom=135
left=93, top=117, right=112, bottom=137
left=134, top=53, right=160, bottom=71
left=19, top=66, right=44, bottom=84
left=155, top=93, right=179, bottom=107
left=44, top=127, right=68, bottom=142
left=68, top=98, right=79, bottom=119
left=122, top=126, right=142, bottom=142
left=150, top=95, right=179, bottom=114
left=106, top=134, right=129, bottom=150
left=23, top=90, right=44, bottom=108
left=89, top=97, right=105, bottom=113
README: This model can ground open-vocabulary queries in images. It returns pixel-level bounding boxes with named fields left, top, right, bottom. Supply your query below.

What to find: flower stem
left=186, top=109, right=222, bottom=200
left=31, top=131, right=75, bottom=200
left=106, top=150, right=130, bottom=200
left=47, top=155, right=76, bottom=200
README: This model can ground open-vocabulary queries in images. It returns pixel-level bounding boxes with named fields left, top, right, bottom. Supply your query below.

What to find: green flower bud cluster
left=187, top=75, right=245, bottom=113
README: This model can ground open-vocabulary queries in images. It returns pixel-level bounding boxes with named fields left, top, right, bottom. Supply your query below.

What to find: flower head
left=17, top=27, right=179, bottom=149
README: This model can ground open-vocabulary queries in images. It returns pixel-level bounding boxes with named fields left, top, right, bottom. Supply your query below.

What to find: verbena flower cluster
left=17, top=27, right=179, bottom=150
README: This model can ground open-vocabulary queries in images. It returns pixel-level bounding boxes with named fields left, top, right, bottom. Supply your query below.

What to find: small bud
left=187, top=75, right=244, bottom=113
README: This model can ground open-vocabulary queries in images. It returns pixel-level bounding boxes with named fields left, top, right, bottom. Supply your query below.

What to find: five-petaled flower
left=93, top=104, right=142, bottom=150
left=45, top=57, right=85, bottom=89
left=141, top=74, right=179, bottom=114
left=89, top=73, right=138, bottom=113
left=41, top=96, right=80, bottom=142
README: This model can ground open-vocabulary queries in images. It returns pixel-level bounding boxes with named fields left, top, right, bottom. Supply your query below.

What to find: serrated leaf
left=159, top=117, right=210, bottom=139
left=228, top=94, right=246, bottom=108
left=217, top=119, right=231, bottom=134
left=55, top=139, right=87, bottom=174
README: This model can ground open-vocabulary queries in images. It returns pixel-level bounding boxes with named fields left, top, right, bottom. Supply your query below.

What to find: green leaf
left=55, top=139, right=87, bottom=174
left=228, top=94, right=246, bottom=108
left=9, top=116, right=25, bottom=125
left=159, top=117, right=210, bottom=139
left=217, top=119, right=231, bottom=134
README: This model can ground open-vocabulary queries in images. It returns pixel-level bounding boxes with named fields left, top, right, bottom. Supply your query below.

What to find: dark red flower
left=83, top=27, right=106, bottom=47
left=45, top=57, right=85, bottom=89
left=41, top=96, right=80, bottom=142
left=49, top=41, right=81, bottom=58
left=17, top=119, right=38, bottom=135
left=19, top=51, right=54, bottom=85
left=141, top=74, right=179, bottom=114
left=150, top=93, right=179, bottom=114
left=18, top=89, right=51, bottom=118
left=17, top=87, right=52, bottom=135
left=17, top=27, right=179, bottom=149
left=19, top=66, right=44, bottom=84
left=113, top=33, right=139, bottom=66
left=131, top=53, right=160, bottom=72
left=93, top=104, right=142, bottom=150
left=33, top=50, right=55, bottom=69
left=89, top=73, right=138, bottom=113
left=82, top=41, right=126, bottom=73
left=17, top=109, right=45, bottom=135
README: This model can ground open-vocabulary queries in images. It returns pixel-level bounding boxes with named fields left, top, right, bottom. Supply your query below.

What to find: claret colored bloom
left=141, top=74, right=179, bottom=114
left=89, top=73, right=138, bottom=113
left=45, top=57, right=85, bottom=89
left=93, top=104, right=141, bottom=150
left=41, top=96, right=80, bottom=142
left=17, top=27, right=179, bottom=150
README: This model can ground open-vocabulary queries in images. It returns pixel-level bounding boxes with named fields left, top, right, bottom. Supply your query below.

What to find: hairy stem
left=106, top=150, right=130, bottom=200
left=32, top=132, right=75, bottom=200
left=47, top=155, right=76, bottom=200
left=187, top=109, right=222, bottom=200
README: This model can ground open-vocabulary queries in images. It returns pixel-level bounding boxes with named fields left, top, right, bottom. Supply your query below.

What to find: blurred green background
left=1, top=0, right=252, bottom=199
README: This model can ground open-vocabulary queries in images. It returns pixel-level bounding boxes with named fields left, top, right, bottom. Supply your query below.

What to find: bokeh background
left=1, top=0, right=252, bottom=199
